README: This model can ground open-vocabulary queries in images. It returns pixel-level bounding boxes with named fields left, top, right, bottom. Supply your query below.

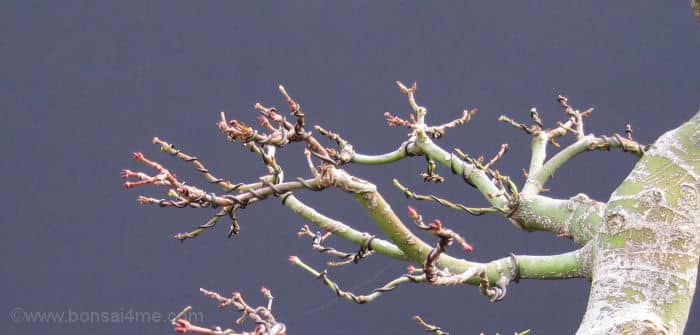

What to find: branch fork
left=173, top=288, right=285, bottom=335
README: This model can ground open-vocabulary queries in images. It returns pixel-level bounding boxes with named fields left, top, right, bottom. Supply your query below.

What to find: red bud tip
left=430, top=219, right=442, bottom=229
left=124, top=182, right=133, bottom=189
left=463, top=243, right=474, bottom=252
left=288, top=255, right=299, bottom=264
left=132, top=152, right=144, bottom=161
left=407, top=206, right=418, bottom=219
left=173, top=319, right=191, bottom=333
left=412, top=315, right=420, bottom=321
left=152, top=137, right=160, bottom=144
left=406, top=265, right=417, bottom=273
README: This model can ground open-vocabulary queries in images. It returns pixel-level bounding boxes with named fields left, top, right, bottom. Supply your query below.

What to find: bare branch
left=289, top=256, right=424, bottom=304
left=396, top=81, right=423, bottom=118
left=282, top=193, right=408, bottom=261
left=394, top=179, right=499, bottom=216
left=297, top=225, right=376, bottom=267
left=123, top=83, right=608, bottom=334
left=153, top=137, right=244, bottom=192
left=173, top=288, right=286, bottom=335
left=424, top=108, right=478, bottom=139
left=413, top=315, right=450, bottom=335
left=384, top=111, right=413, bottom=128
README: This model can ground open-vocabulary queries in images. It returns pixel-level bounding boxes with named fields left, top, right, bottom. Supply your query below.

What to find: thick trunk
left=576, top=112, right=700, bottom=334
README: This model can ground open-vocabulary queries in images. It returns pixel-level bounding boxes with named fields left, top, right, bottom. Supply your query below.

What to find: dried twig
left=413, top=315, right=450, bottom=335
left=297, top=225, right=376, bottom=267
left=289, top=256, right=424, bottom=304
left=173, top=288, right=286, bottom=335
left=394, top=179, right=498, bottom=216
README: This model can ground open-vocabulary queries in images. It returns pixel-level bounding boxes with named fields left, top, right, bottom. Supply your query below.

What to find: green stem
left=517, top=249, right=588, bottom=280
left=282, top=194, right=408, bottom=261
left=523, top=137, right=591, bottom=194
left=351, top=188, right=437, bottom=263
left=406, top=135, right=605, bottom=242
left=527, top=133, right=548, bottom=175
left=513, top=194, right=604, bottom=245
left=523, top=135, right=644, bottom=195
left=288, top=174, right=590, bottom=290
left=416, top=138, right=509, bottom=211
left=350, top=141, right=419, bottom=165
left=351, top=151, right=406, bottom=165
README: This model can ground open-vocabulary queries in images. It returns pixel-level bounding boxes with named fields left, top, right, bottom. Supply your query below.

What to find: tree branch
left=280, top=193, right=408, bottom=261
left=350, top=140, right=421, bottom=165
left=521, top=134, right=645, bottom=195
left=511, top=194, right=605, bottom=245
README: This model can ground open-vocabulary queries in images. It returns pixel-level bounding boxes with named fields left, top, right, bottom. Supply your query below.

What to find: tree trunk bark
left=576, top=111, right=700, bottom=334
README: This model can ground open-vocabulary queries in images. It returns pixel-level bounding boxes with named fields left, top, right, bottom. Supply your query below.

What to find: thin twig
left=413, top=315, right=450, bottom=335
left=289, top=256, right=424, bottom=304
left=394, top=179, right=499, bottom=216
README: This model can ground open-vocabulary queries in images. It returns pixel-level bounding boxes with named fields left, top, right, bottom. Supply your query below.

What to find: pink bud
left=174, top=319, right=191, bottom=333
left=132, top=152, right=144, bottom=161
left=120, top=169, right=131, bottom=178
left=288, top=255, right=299, bottom=264
left=463, top=243, right=474, bottom=252
left=407, top=206, right=418, bottom=219
left=429, top=219, right=442, bottom=229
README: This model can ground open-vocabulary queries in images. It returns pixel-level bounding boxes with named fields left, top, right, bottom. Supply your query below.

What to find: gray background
left=3, top=1, right=699, bottom=334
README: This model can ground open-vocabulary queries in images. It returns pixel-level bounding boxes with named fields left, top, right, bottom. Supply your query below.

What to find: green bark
left=576, top=111, right=700, bottom=335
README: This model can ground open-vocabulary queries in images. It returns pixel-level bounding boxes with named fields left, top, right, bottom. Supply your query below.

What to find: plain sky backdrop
left=3, top=1, right=700, bottom=334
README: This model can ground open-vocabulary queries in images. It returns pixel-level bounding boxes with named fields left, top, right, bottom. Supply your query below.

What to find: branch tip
left=407, top=206, right=419, bottom=220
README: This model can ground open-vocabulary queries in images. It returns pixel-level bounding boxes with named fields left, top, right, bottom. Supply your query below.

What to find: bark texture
left=576, top=111, right=700, bottom=335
